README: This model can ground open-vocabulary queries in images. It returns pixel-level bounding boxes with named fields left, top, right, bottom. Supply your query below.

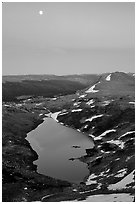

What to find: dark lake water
left=27, top=117, right=94, bottom=183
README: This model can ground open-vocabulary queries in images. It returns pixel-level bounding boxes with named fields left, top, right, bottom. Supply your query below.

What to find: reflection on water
left=27, top=117, right=94, bottom=183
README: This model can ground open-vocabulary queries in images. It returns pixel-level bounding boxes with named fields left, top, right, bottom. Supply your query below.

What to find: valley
left=2, top=72, right=135, bottom=202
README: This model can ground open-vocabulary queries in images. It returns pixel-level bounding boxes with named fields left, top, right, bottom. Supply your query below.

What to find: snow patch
left=41, top=194, right=55, bottom=201
left=71, top=109, right=82, bottom=112
left=86, top=174, right=97, bottom=185
left=16, top=104, right=22, bottom=107
left=97, top=183, right=102, bottom=189
left=4, top=104, right=11, bottom=107
left=108, top=170, right=135, bottom=190
left=35, top=103, right=43, bottom=106
left=86, top=99, right=94, bottom=105
left=79, top=189, right=95, bottom=194
left=85, top=114, right=103, bottom=122
left=119, top=131, right=135, bottom=139
left=102, top=100, right=111, bottom=106
left=94, top=129, right=116, bottom=140
left=100, top=129, right=116, bottom=137
left=51, top=97, right=57, bottom=100
left=59, top=112, right=68, bottom=116
left=115, top=158, right=120, bottom=161
left=73, top=102, right=81, bottom=106
left=129, top=102, right=135, bottom=105
left=72, top=189, right=78, bottom=192
left=50, top=111, right=61, bottom=121
left=83, top=193, right=134, bottom=202
left=106, top=74, right=111, bottom=81
left=86, top=180, right=97, bottom=185
left=115, top=169, right=127, bottom=178
left=88, top=134, right=95, bottom=138
left=107, top=139, right=125, bottom=149
left=39, top=113, right=43, bottom=116
left=126, top=156, right=133, bottom=162
left=79, top=94, right=87, bottom=98
left=106, top=169, right=110, bottom=173
left=83, top=124, right=88, bottom=129
left=45, top=113, right=51, bottom=117
left=85, top=82, right=100, bottom=93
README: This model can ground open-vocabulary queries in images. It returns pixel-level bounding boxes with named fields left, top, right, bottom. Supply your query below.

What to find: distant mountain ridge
left=2, top=72, right=135, bottom=102
left=2, top=72, right=134, bottom=84
left=2, top=74, right=99, bottom=84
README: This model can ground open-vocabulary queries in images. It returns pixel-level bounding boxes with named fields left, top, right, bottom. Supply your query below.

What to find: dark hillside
left=2, top=80, right=88, bottom=102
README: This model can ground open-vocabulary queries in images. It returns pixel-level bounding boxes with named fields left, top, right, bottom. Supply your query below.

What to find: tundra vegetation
left=2, top=72, right=135, bottom=202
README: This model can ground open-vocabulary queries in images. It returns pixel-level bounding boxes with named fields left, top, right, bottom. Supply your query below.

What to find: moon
left=39, top=10, right=43, bottom=15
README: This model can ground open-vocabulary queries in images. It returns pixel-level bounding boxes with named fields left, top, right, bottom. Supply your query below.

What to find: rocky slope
left=55, top=72, right=135, bottom=201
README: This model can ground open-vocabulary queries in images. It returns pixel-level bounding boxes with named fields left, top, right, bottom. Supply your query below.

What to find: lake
left=27, top=117, right=94, bottom=183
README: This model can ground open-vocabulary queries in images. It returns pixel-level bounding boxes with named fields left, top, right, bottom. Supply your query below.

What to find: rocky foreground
left=2, top=72, right=135, bottom=202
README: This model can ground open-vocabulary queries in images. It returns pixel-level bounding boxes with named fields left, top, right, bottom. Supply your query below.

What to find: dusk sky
left=2, top=2, right=135, bottom=75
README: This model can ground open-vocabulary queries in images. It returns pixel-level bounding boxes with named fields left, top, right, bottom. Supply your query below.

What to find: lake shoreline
left=2, top=108, right=72, bottom=202
left=27, top=113, right=94, bottom=183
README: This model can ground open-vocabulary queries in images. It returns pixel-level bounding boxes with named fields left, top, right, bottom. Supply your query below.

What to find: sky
left=2, top=2, right=135, bottom=75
